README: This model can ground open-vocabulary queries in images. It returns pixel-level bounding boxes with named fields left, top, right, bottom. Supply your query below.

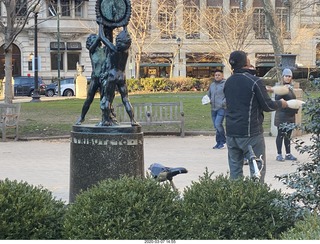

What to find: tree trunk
left=135, top=49, right=142, bottom=79
left=4, top=45, right=13, bottom=104
left=263, top=0, right=284, bottom=84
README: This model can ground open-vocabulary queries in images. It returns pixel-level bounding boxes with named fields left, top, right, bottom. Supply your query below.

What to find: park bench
left=115, top=102, right=185, bottom=137
left=0, top=103, right=21, bottom=141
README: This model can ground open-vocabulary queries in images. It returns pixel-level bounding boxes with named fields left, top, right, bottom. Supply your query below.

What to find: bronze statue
left=98, top=24, right=138, bottom=126
left=76, top=0, right=137, bottom=126
left=75, top=34, right=105, bottom=125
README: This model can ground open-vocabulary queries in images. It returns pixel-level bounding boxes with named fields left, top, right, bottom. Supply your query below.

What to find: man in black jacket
left=224, top=51, right=288, bottom=183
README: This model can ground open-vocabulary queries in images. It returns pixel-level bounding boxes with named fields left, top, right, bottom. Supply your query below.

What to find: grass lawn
left=17, top=91, right=272, bottom=138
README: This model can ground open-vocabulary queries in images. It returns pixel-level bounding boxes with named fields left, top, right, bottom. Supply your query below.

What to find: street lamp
left=176, top=37, right=182, bottom=76
left=31, top=4, right=41, bottom=102
left=48, top=1, right=61, bottom=96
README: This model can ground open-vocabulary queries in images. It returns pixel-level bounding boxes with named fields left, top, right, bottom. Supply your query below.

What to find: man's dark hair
left=229, top=51, right=247, bottom=70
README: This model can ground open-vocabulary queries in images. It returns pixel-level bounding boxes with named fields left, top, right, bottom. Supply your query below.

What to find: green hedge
left=0, top=179, right=66, bottom=240
left=182, top=172, right=296, bottom=239
left=280, top=213, right=320, bottom=240
left=63, top=173, right=296, bottom=240
left=126, top=77, right=211, bottom=92
left=1, top=174, right=305, bottom=240
left=63, top=176, right=183, bottom=240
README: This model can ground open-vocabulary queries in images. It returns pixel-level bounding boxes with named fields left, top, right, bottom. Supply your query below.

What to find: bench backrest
left=115, top=102, right=183, bottom=123
left=0, top=103, right=21, bottom=128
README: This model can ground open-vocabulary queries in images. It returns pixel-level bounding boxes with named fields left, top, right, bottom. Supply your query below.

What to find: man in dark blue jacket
left=224, top=50, right=288, bottom=183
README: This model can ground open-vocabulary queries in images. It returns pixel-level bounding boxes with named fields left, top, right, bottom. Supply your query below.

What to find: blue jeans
left=226, top=133, right=266, bottom=183
left=211, top=108, right=226, bottom=146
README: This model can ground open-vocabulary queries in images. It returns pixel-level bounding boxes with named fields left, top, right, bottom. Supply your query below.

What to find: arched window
left=0, top=44, right=21, bottom=79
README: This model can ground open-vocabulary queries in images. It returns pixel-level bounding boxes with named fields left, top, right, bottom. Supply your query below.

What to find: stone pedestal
left=69, top=125, right=144, bottom=202
left=75, top=75, right=87, bottom=98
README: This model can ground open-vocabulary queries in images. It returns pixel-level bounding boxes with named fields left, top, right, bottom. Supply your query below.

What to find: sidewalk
left=0, top=133, right=310, bottom=203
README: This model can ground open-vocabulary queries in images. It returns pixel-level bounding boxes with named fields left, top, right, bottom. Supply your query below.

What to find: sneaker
left=276, top=155, right=285, bottom=162
left=212, top=144, right=219, bottom=149
left=285, top=154, right=297, bottom=161
left=217, top=144, right=225, bottom=149
left=243, top=158, right=249, bottom=165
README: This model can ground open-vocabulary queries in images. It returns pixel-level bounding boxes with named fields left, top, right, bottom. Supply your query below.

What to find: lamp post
left=176, top=37, right=181, bottom=77
left=48, top=1, right=61, bottom=96
left=31, top=4, right=41, bottom=102
left=57, top=0, right=61, bottom=96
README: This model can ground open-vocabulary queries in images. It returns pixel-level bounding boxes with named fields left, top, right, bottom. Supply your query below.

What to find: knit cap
left=282, top=68, right=293, bottom=77
left=229, top=51, right=247, bottom=70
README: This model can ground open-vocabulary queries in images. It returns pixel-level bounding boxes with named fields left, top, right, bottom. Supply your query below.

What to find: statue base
left=69, top=124, right=144, bottom=202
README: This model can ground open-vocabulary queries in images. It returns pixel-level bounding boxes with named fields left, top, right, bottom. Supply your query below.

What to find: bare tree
left=261, top=0, right=320, bottom=82
left=129, top=0, right=180, bottom=79
left=197, top=5, right=255, bottom=71
left=128, top=0, right=153, bottom=79
left=0, top=0, right=41, bottom=104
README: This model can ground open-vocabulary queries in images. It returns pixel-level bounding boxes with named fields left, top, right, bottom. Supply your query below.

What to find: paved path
left=0, top=134, right=310, bottom=203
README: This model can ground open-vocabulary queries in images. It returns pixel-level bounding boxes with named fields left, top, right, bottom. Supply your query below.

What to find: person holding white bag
left=274, top=68, right=299, bottom=162
left=208, top=70, right=227, bottom=149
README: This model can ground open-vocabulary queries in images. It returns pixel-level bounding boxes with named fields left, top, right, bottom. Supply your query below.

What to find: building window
left=205, top=0, right=223, bottom=39
left=50, top=52, right=80, bottom=71
left=276, top=8, right=290, bottom=39
left=51, top=53, right=64, bottom=71
left=253, top=8, right=268, bottom=39
left=205, top=7, right=223, bottom=39
left=67, top=53, right=80, bottom=70
left=158, top=0, right=177, bottom=39
left=316, top=4, right=320, bottom=15
left=75, top=0, right=83, bottom=17
left=229, top=8, right=248, bottom=39
left=183, top=0, right=200, bottom=39
left=61, top=0, right=71, bottom=16
left=48, top=0, right=84, bottom=17
left=16, top=0, right=27, bottom=16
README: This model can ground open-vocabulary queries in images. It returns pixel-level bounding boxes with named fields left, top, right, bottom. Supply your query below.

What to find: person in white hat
left=274, top=68, right=298, bottom=162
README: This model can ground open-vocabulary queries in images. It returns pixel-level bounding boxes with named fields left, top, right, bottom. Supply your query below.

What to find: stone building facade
left=0, top=0, right=320, bottom=83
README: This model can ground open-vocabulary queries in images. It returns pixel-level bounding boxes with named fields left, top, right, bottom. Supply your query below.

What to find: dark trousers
left=226, top=133, right=266, bottom=183
left=276, top=127, right=293, bottom=155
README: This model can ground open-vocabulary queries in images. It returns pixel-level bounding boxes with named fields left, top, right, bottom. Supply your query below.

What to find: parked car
left=13, top=76, right=46, bottom=96
left=45, top=82, right=58, bottom=97
left=56, top=78, right=75, bottom=96
left=45, top=78, right=75, bottom=97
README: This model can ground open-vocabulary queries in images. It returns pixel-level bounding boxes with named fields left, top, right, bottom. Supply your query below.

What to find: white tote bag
left=201, top=95, right=210, bottom=105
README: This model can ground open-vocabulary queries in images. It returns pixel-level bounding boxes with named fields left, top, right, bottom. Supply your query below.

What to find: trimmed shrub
left=140, top=78, right=168, bottom=92
left=0, top=178, right=66, bottom=240
left=280, top=213, right=320, bottom=240
left=126, top=78, right=143, bottom=92
left=63, top=176, right=183, bottom=240
left=181, top=171, right=296, bottom=240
